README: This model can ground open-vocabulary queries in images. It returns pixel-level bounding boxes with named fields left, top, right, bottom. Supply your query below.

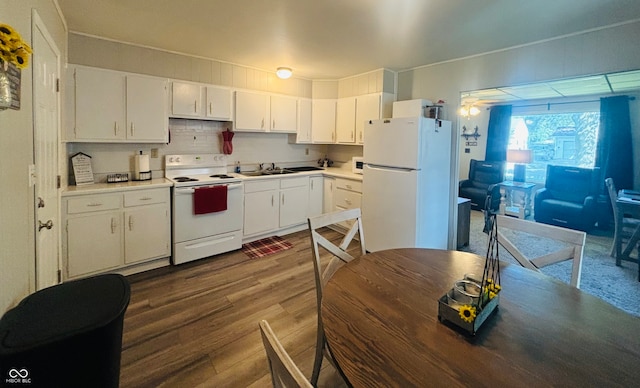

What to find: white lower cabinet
left=244, top=176, right=310, bottom=237
left=333, top=178, right=363, bottom=228
left=323, top=177, right=335, bottom=213
left=244, top=180, right=280, bottom=236
left=309, top=176, right=323, bottom=218
left=63, top=187, right=170, bottom=279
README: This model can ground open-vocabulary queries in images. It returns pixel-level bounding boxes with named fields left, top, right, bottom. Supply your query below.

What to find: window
left=507, top=104, right=600, bottom=184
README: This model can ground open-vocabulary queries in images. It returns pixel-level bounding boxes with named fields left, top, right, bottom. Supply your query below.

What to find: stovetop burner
left=210, top=174, right=234, bottom=179
left=174, top=176, right=199, bottom=182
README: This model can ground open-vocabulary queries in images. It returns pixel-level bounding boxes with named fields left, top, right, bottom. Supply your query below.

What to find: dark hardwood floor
left=120, top=228, right=349, bottom=387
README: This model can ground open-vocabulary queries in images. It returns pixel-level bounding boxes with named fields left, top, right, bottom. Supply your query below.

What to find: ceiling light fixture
left=276, top=67, right=293, bottom=79
left=458, top=103, right=480, bottom=119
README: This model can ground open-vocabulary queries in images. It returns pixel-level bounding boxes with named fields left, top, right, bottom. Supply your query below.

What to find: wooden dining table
left=321, top=248, right=640, bottom=387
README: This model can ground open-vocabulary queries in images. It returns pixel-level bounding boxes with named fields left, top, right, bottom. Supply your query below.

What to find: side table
left=457, top=197, right=471, bottom=248
left=498, top=181, right=536, bottom=219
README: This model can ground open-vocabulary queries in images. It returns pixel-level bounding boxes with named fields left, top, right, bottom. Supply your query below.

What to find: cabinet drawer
left=245, top=179, right=279, bottom=193
left=67, top=194, right=121, bottom=214
left=334, top=189, right=362, bottom=209
left=280, top=176, right=309, bottom=189
left=124, top=188, right=168, bottom=207
left=335, top=178, right=362, bottom=193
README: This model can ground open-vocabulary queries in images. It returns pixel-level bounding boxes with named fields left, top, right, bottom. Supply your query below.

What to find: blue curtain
left=485, top=105, right=512, bottom=161
left=596, top=95, right=633, bottom=190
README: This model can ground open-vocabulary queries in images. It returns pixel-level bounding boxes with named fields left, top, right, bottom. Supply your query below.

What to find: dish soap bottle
left=235, top=161, right=241, bottom=173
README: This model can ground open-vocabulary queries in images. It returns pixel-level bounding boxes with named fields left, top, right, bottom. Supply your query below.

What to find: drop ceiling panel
left=546, top=75, right=611, bottom=96
left=608, top=70, right=640, bottom=92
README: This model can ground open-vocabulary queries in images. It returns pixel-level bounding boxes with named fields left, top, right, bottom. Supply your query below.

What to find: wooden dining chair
left=259, top=320, right=313, bottom=388
left=496, top=215, right=586, bottom=288
left=605, top=178, right=640, bottom=261
left=307, top=208, right=366, bottom=385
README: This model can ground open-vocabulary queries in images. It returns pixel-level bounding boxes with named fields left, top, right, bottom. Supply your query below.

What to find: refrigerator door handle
left=365, top=164, right=415, bottom=173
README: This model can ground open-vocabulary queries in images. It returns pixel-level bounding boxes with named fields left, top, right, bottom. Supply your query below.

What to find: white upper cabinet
left=270, top=95, right=298, bottom=133
left=336, top=97, right=357, bottom=143
left=235, top=90, right=270, bottom=131
left=126, top=75, right=169, bottom=142
left=171, top=81, right=201, bottom=117
left=74, top=67, right=126, bottom=141
left=297, top=98, right=312, bottom=143
left=311, top=99, right=336, bottom=143
left=171, top=81, right=232, bottom=121
left=71, top=66, right=167, bottom=143
left=355, top=93, right=382, bottom=144
left=205, top=86, right=232, bottom=120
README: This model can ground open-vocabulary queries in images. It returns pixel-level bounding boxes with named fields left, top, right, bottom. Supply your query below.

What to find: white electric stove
left=165, top=154, right=244, bottom=265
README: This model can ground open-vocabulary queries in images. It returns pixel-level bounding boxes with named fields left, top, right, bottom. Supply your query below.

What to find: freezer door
left=363, top=118, right=422, bottom=169
left=362, top=164, right=419, bottom=252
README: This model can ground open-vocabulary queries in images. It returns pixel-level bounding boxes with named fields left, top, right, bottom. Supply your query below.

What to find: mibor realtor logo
left=5, top=368, right=31, bottom=385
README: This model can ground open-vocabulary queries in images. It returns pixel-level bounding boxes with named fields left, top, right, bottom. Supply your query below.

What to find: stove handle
left=174, top=183, right=243, bottom=195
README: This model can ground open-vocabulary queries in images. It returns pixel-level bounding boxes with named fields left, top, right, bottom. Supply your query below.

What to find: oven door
left=173, top=182, right=244, bottom=243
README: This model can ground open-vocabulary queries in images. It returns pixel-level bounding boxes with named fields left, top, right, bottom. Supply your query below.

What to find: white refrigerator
left=362, top=117, right=452, bottom=252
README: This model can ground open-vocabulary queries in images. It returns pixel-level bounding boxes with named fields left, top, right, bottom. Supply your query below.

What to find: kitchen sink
left=240, top=169, right=296, bottom=177
left=286, top=166, right=325, bottom=172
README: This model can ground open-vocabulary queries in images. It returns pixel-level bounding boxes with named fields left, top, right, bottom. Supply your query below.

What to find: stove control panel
left=165, top=154, right=228, bottom=169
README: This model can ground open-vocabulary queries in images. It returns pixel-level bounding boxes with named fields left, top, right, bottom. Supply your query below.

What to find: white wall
left=0, top=1, right=67, bottom=314
left=397, top=21, right=640, bottom=188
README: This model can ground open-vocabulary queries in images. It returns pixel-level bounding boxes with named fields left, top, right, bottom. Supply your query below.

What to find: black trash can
left=0, top=274, right=130, bottom=388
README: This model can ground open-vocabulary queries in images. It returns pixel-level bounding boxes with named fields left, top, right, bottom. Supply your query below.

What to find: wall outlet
left=151, top=148, right=159, bottom=158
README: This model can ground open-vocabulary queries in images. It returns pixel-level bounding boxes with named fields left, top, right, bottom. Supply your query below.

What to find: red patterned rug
left=242, top=236, right=293, bottom=259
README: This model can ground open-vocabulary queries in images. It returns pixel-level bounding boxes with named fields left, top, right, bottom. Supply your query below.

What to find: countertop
left=62, top=168, right=362, bottom=196
left=62, top=178, right=173, bottom=196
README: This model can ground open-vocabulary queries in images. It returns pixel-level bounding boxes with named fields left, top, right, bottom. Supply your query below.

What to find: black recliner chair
left=459, top=159, right=506, bottom=210
left=534, top=165, right=601, bottom=231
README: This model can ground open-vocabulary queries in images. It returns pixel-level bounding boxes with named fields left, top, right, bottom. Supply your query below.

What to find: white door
left=32, top=12, right=61, bottom=289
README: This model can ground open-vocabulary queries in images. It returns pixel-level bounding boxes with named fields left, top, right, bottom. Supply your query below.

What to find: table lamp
left=507, top=149, right=533, bottom=182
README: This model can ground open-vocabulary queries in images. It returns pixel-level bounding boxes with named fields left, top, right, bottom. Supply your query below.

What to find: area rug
left=242, top=236, right=293, bottom=259
left=462, top=210, right=640, bottom=317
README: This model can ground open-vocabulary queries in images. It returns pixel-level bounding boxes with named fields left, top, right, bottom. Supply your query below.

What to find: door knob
left=37, top=197, right=45, bottom=208
left=38, top=219, right=53, bottom=231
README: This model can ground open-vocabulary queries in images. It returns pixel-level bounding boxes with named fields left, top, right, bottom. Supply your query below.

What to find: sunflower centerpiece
left=437, top=198, right=502, bottom=335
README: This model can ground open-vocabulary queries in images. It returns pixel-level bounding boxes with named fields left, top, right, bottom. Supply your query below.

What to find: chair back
left=496, top=215, right=586, bottom=288
left=468, top=159, right=505, bottom=189
left=259, top=320, right=312, bottom=388
left=308, top=208, right=366, bottom=299
left=605, top=178, right=620, bottom=224
left=545, top=165, right=600, bottom=203
left=307, top=208, right=365, bottom=384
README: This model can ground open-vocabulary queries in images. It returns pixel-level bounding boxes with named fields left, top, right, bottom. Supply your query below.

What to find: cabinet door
left=235, top=91, right=269, bottom=131
left=124, top=205, right=170, bottom=264
left=244, top=190, right=279, bottom=235
left=172, top=81, right=202, bottom=117
left=336, top=97, right=356, bottom=143
left=323, top=177, right=335, bottom=213
left=75, top=67, right=125, bottom=140
left=270, top=95, right=298, bottom=133
left=356, top=94, right=381, bottom=144
left=311, top=99, right=336, bottom=143
left=205, top=86, right=232, bottom=120
left=67, top=212, right=122, bottom=277
left=297, top=98, right=312, bottom=143
left=309, top=176, right=324, bottom=217
left=127, top=75, right=168, bottom=142
left=280, top=186, right=309, bottom=228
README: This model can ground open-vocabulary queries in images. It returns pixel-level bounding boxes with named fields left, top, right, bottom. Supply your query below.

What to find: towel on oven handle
left=193, top=185, right=228, bottom=214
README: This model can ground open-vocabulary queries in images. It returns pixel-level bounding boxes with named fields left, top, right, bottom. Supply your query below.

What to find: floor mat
left=242, top=236, right=293, bottom=259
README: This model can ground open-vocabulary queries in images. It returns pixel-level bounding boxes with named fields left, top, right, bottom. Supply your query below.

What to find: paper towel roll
left=134, top=154, right=150, bottom=180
